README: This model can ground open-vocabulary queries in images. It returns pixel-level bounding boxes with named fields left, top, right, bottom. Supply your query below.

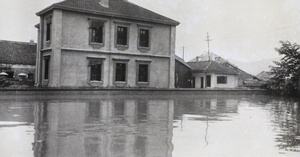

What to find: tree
left=269, top=41, right=300, bottom=96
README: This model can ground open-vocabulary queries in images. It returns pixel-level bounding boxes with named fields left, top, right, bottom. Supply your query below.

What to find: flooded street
left=0, top=93, right=299, bottom=157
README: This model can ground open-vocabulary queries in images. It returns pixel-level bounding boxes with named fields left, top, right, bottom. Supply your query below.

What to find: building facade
left=187, top=61, right=239, bottom=89
left=175, top=56, right=192, bottom=88
left=35, top=0, right=179, bottom=88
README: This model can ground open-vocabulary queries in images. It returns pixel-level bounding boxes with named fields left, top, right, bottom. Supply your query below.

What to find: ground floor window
left=137, top=64, right=149, bottom=83
left=28, top=73, right=34, bottom=80
left=89, top=58, right=103, bottom=81
left=5, top=71, right=14, bottom=79
left=115, top=63, right=127, bottom=82
left=217, top=76, right=227, bottom=84
left=44, top=56, right=50, bottom=80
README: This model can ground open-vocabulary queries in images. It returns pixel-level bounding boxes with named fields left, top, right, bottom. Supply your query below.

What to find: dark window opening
left=139, top=29, right=149, bottom=48
left=217, top=76, right=227, bottom=84
left=115, top=63, right=126, bottom=82
left=206, top=75, right=211, bottom=87
left=46, top=22, right=51, bottom=41
left=91, top=27, right=103, bottom=43
left=117, top=26, right=128, bottom=46
left=44, top=57, right=50, bottom=80
left=138, top=64, right=148, bottom=83
left=89, top=59, right=102, bottom=81
left=28, top=73, right=34, bottom=80
left=5, top=71, right=14, bottom=79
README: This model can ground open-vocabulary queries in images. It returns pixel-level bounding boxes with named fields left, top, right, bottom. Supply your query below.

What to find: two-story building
left=35, top=0, right=179, bottom=88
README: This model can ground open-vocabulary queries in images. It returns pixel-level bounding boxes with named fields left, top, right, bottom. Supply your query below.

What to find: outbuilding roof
left=36, top=0, right=180, bottom=26
left=0, top=40, right=36, bottom=65
left=175, top=55, right=192, bottom=69
left=187, top=60, right=238, bottom=75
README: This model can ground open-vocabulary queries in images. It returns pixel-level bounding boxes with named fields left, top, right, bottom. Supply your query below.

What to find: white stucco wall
left=192, top=73, right=238, bottom=89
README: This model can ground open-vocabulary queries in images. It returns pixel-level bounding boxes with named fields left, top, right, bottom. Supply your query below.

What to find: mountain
left=228, top=57, right=281, bottom=76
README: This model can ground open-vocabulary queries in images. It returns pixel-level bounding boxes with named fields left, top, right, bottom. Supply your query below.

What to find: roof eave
left=36, top=5, right=180, bottom=26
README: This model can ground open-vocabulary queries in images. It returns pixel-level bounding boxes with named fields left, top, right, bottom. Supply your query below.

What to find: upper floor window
left=90, top=21, right=104, bottom=44
left=117, top=26, right=128, bottom=46
left=46, top=22, right=51, bottom=41
left=139, top=29, right=150, bottom=48
left=217, top=76, right=227, bottom=84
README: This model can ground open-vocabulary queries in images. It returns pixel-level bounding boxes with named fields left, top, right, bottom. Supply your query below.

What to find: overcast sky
left=0, top=0, right=299, bottom=62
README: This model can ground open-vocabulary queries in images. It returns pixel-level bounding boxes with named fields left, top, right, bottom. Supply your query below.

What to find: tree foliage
left=269, top=41, right=300, bottom=96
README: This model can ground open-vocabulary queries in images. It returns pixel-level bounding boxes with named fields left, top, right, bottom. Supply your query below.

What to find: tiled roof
left=36, top=0, right=179, bottom=26
left=0, top=40, right=36, bottom=65
left=187, top=60, right=238, bottom=75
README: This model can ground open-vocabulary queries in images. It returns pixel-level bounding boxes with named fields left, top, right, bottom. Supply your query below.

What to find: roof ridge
left=204, top=60, right=213, bottom=71
left=0, top=40, right=36, bottom=45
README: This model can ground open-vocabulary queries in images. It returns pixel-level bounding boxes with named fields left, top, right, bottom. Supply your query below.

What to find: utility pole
left=205, top=32, right=211, bottom=61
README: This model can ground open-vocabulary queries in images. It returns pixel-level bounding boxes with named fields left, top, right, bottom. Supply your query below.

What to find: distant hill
left=228, top=57, right=281, bottom=75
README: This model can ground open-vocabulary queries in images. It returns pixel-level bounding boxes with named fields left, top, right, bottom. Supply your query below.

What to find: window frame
left=217, top=76, right=227, bottom=84
left=43, top=56, right=50, bottom=80
left=44, top=15, right=52, bottom=46
left=136, top=60, right=151, bottom=85
left=88, top=18, right=106, bottom=48
left=113, top=59, right=129, bottom=84
left=87, top=57, right=105, bottom=84
left=114, top=21, right=131, bottom=50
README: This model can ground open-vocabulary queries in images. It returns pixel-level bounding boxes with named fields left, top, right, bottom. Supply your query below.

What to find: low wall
left=0, top=88, right=268, bottom=100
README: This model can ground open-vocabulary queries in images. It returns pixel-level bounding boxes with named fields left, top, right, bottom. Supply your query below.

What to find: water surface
left=0, top=93, right=299, bottom=157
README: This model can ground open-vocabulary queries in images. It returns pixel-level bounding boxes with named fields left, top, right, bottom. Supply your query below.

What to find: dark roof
left=0, top=40, right=36, bottom=65
left=36, top=0, right=179, bottom=26
left=175, top=55, right=192, bottom=69
left=187, top=60, right=238, bottom=75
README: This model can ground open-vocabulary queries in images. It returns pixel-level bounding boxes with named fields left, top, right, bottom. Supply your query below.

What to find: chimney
left=29, top=39, right=35, bottom=45
left=99, top=0, right=109, bottom=8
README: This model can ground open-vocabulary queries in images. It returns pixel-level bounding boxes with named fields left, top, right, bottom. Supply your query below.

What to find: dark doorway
left=206, top=75, right=211, bottom=87
left=192, top=77, right=195, bottom=88
left=201, top=77, right=204, bottom=88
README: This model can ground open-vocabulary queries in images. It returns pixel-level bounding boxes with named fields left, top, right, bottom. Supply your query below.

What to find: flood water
left=0, top=93, right=299, bottom=157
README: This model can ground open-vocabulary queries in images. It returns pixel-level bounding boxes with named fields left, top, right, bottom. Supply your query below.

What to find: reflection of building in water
left=33, top=99, right=174, bottom=157
left=0, top=101, right=34, bottom=123
left=174, top=98, right=238, bottom=121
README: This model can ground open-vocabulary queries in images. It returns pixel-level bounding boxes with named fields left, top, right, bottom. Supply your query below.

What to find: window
left=46, top=20, right=51, bottom=42
left=115, top=63, right=127, bottom=82
left=217, top=76, right=227, bottom=84
left=138, top=64, right=149, bottom=83
left=44, top=56, right=50, bottom=80
left=117, top=26, right=128, bottom=46
left=88, top=58, right=103, bottom=81
left=139, top=29, right=149, bottom=48
left=90, top=21, right=104, bottom=44
left=28, top=73, right=34, bottom=80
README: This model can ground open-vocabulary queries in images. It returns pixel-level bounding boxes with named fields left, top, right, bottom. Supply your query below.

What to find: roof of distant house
left=0, top=40, right=36, bottom=65
left=36, top=0, right=179, bottom=26
left=187, top=60, right=238, bottom=75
